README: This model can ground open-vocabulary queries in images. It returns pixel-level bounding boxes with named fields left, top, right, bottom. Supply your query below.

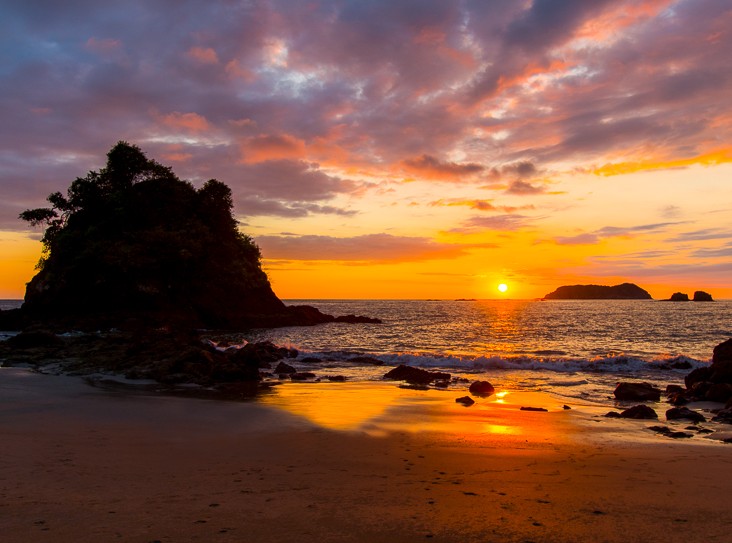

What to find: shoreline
left=2, top=368, right=732, bottom=542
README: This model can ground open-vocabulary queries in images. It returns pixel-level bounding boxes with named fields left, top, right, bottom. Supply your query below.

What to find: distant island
left=543, top=283, right=652, bottom=300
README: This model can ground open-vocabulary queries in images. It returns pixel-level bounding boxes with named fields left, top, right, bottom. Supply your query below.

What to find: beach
left=2, top=368, right=731, bottom=543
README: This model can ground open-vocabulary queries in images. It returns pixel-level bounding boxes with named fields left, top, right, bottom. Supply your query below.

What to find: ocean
left=239, top=299, right=732, bottom=406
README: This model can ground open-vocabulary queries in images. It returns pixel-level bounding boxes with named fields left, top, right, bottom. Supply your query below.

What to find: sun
left=498, top=283, right=508, bottom=293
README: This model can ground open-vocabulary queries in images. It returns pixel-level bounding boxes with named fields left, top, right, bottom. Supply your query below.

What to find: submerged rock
left=468, top=380, right=495, bottom=397
left=383, top=364, right=451, bottom=385
left=520, top=406, right=548, bottom=412
left=455, top=396, right=475, bottom=406
left=613, top=382, right=661, bottom=401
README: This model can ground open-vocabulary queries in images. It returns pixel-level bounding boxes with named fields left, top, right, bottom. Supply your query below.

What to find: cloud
left=671, top=228, right=732, bottom=242
left=452, top=214, right=534, bottom=232
left=505, top=180, right=546, bottom=195
left=240, top=134, right=306, bottom=163
left=237, top=196, right=356, bottom=218
left=554, top=233, right=600, bottom=245
left=552, top=221, right=685, bottom=245
left=257, top=233, right=494, bottom=263
left=402, top=154, right=484, bottom=181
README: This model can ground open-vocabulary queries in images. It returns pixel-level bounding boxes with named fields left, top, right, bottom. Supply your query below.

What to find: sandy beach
left=2, top=368, right=731, bottom=543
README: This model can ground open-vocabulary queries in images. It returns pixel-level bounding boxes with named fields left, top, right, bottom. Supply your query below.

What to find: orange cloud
left=186, top=46, right=219, bottom=64
left=593, top=148, right=732, bottom=176
left=240, top=134, right=306, bottom=163
left=85, top=37, right=122, bottom=55
left=159, top=111, right=211, bottom=133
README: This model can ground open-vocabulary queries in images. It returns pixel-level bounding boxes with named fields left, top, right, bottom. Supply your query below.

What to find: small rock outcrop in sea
left=667, top=292, right=690, bottom=302
left=468, top=380, right=496, bottom=397
left=542, top=283, right=652, bottom=300
left=613, top=382, right=661, bottom=401
left=455, top=396, right=475, bottom=407
left=693, top=291, right=714, bottom=302
left=383, top=365, right=451, bottom=385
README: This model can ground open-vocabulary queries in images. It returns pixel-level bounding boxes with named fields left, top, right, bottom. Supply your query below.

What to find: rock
left=520, top=406, right=548, bottom=412
left=613, top=382, right=661, bottom=401
left=667, top=292, right=690, bottom=301
left=666, top=384, right=685, bottom=395
left=455, top=396, right=475, bottom=406
left=685, top=367, right=712, bottom=389
left=274, top=361, right=296, bottom=374
left=605, top=411, right=622, bottom=418
left=349, top=356, right=384, bottom=366
left=433, top=380, right=449, bottom=388
left=301, top=357, right=322, bottom=363
left=713, top=339, right=732, bottom=364
left=383, top=365, right=451, bottom=385
left=290, top=372, right=316, bottom=381
left=712, top=407, right=732, bottom=424
left=542, top=283, right=652, bottom=300
left=705, top=383, right=732, bottom=403
left=326, top=375, right=346, bottom=382
left=468, top=380, right=495, bottom=397
left=667, top=392, right=690, bottom=406
left=563, top=405, right=572, bottom=410
left=333, top=314, right=383, bottom=324
left=619, top=405, right=658, bottom=419
left=666, top=407, right=706, bottom=423
left=6, top=330, right=63, bottom=349
left=230, top=341, right=294, bottom=369
left=693, top=291, right=714, bottom=301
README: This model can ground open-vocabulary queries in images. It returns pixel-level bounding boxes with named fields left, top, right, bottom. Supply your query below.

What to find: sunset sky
left=1, top=0, right=731, bottom=300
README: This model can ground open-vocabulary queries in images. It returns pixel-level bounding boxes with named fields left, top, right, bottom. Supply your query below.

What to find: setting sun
left=498, top=283, right=508, bottom=293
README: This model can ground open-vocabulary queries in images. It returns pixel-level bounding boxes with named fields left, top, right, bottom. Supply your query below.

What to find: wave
left=293, top=349, right=707, bottom=375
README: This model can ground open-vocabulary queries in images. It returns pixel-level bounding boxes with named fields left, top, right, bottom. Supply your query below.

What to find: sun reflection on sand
left=258, top=381, right=574, bottom=446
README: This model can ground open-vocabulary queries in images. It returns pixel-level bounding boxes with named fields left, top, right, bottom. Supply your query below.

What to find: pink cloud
left=186, top=46, right=219, bottom=65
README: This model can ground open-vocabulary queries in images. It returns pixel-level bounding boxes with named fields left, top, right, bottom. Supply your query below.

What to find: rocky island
left=1, top=142, right=378, bottom=332
left=542, top=282, right=652, bottom=300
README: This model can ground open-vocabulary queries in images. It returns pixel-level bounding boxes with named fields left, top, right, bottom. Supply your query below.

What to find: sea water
left=241, top=299, right=732, bottom=405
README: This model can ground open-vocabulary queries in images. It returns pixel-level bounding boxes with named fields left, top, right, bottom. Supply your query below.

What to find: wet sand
left=2, top=369, right=731, bottom=542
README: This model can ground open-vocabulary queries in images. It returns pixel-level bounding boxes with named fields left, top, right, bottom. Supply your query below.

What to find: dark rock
left=619, top=405, right=658, bottom=419
left=563, top=405, right=571, bottom=410
left=290, top=372, right=316, bottom=381
left=455, top=396, right=475, bottom=406
left=300, top=357, right=322, bottom=363
left=693, top=291, right=714, bottom=302
left=666, top=407, right=706, bottom=423
left=648, top=425, right=672, bottom=434
left=666, top=384, right=685, bottom=395
left=333, top=314, right=383, bottom=324
left=520, top=406, right=548, bottom=412
left=689, top=381, right=713, bottom=399
left=542, top=282, right=652, bottom=300
left=468, top=380, right=495, bottom=397
left=712, top=407, right=732, bottom=424
left=383, top=364, right=451, bottom=385
left=326, top=375, right=346, bottom=382
left=713, top=338, right=732, bottom=364
left=613, top=382, right=661, bottom=401
left=274, top=361, right=296, bottom=374
left=605, top=411, right=622, bottom=418
left=685, top=367, right=712, bottom=389
left=668, top=431, right=694, bottom=439
left=667, top=292, right=690, bottom=301
left=229, top=341, right=294, bottom=369
left=349, top=356, right=384, bottom=366
left=6, top=330, right=63, bottom=349
left=433, top=380, right=449, bottom=388
left=667, top=392, right=690, bottom=406
left=705, top=383, right=732, bottom=403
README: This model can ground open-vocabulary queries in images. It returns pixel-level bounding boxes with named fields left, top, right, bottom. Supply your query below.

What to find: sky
left=1, top=0, right=731, bottom=300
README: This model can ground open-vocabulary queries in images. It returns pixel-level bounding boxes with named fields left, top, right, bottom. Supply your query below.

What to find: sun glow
left=498, top=283, right=508, bottom=293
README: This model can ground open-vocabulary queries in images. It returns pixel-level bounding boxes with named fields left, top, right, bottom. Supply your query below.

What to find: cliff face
left=19, top=142, right=290, bottom=329
left=543, top=283, right=652, bottom=300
